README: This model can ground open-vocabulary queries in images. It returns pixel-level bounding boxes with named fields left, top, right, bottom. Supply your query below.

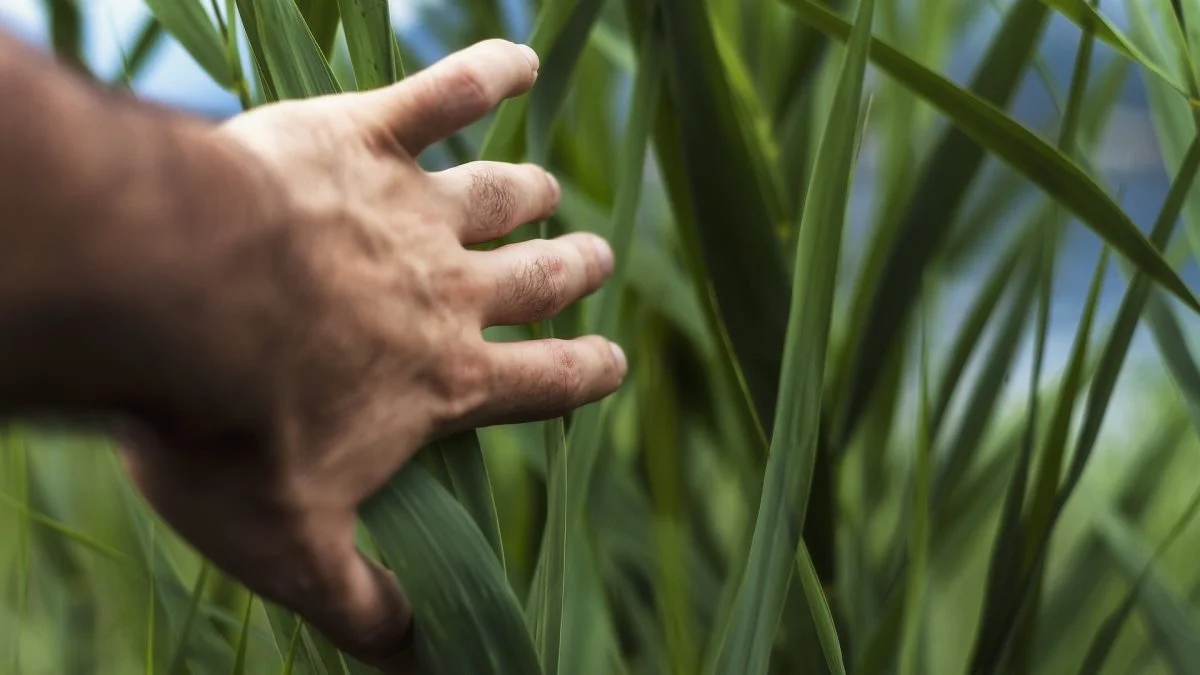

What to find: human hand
left=113, top=39, right=626, bottom=672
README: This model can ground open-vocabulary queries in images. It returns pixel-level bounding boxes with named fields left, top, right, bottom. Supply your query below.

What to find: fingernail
left=518, top=44, right=540, bottom=72
left=592, top=235, right=614, bottom=275
left=609, top=341, right=627, bottom=374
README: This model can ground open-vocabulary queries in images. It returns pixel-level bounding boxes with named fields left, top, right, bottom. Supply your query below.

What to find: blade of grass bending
left=797, top=542, right=846, bottom=675
left=336, top=0, right=397, bottom=90
left=361, top=465, right=542, bottom=675
left=144, top=0, right=234, bottom=87
left=264, top=604, right=325, bottom=675
left=526, top=0, right=606, bottom=164
left=707, top=0, right=874, bottom=671
left=824, top=0, right=1048, bottom=453
left=975, top=134, right=1200, bottom=672
left=252, top=0, right=341, bottom=99
left=295, top=0, right=340, bottom=57
left=147, top=521, right=157, bottom=675
left=1078, top=479, right=1200, bottom=673
left=1035, top=0, right=1192, bottom=100
left=788, top=0, right=1200, bottom=370
left=1094, top=506, right=1200, bottom=673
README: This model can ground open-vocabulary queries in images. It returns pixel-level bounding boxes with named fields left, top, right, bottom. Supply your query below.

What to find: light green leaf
left=253, top=0, right=341, bottom=99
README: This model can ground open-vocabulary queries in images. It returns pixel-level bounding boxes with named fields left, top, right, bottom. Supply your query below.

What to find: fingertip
left=609, top=341, right=628, bottom=378
left=590, top=234, right=614, bottom=277
left=518, top=44, right=540, bottom=74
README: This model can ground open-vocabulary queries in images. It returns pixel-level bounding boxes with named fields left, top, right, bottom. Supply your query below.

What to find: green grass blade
left=112, top=17, right=166, bottom=86
left=233, top=0, right=277, bottom=101
left=787, top=0, right=1200, bottom=314
left=707, top=0, right=874, bottom=670
left=280, top=620, right=304, bottom=675
left=146, top=521, right=157, bottom=675
left=1036, top=0, right=1192, bottom=99
left=144, top=0, right=234, bottom=87
left=1078, top=481, right=1200, bottom=674
left=165, top=564, right=210, bottom=675
left=40, top=0, right=88, bottom=74
left=796, top=542, right=847, bottom=675
left=295, top=0, right=340, bottom=56
left=252, top=0, right=341, bottom=99
left=9, top=433, right=29, bottom=674
left=230, top=594, right=254, bottom=675
left=336, top=0, right=397, bottom=90
left=659, top=0, right=792, bottom=432
left=825, top=0, right=1048, bottom=451
left=1093, top=506, right=1200, bottom=673
left=434, top=433, right=504, bottom=567
left=898, top=302, right=934, bottom=675
left=526, top=0, right=606, bottom=164
left=531, top=420, right=566, bottom=675
left=360, top=464, right=541, bottom=675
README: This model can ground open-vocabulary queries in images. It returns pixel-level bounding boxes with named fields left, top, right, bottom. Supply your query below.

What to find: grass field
left=6, top=0, right=1200, bottom=673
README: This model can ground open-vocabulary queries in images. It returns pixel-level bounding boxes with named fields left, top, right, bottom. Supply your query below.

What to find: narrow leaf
left=144, top=0, right=234, bottom=87
left=336, top=0, right=397, bottom=90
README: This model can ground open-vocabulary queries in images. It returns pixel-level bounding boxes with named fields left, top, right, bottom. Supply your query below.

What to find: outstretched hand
left=115, top=39, right=625, bottom=672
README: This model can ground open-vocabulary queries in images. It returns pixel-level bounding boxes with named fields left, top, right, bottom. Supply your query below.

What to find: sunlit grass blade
left=252, top=0, right=341, bottom=99
left=825, top=0, right=1047, bottom=452
left=707, top=0, right=874, bottom=671
left=361, top=465, right=541, bottom=674
left=336, top=0, right=397, bottom=90
left=786, top=0, right=1200, bottom=313
left=280, top=620, right=304, bottom=675
left=531, top=419, right=566, bottom=675
left=144, top=0, right=234, bottom=88
left=796, top=542, right=846, bottom=675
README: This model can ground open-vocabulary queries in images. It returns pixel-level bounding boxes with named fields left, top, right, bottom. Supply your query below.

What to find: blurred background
left=3, top=0, right=1200, bottom=673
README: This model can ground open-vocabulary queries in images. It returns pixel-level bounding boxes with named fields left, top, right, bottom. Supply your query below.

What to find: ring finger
left=472, top=232, right=614, bottom=327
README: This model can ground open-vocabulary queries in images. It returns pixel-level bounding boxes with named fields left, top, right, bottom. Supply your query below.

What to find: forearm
left=0, top=34, right=284, bottom=427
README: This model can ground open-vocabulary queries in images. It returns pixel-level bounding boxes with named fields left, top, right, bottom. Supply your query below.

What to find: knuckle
left=444, top=61, right=491, bottom=113
left=434, top=345, right=491, bottom=415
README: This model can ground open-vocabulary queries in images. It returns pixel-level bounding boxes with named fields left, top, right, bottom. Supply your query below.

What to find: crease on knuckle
left=445, top=62, right=491, bottom=114
left=433, top=347, right=490, bottom=420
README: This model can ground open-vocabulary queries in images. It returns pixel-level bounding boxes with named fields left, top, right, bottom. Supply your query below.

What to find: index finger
left=365, top=39, right=539, bottom=156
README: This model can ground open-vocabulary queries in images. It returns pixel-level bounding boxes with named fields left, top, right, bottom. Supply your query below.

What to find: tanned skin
left=0, top=34, right=626, bottom=673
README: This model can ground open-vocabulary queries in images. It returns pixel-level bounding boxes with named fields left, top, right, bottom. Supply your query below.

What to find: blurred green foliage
left=7, top=0, right=1200, bottom=673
